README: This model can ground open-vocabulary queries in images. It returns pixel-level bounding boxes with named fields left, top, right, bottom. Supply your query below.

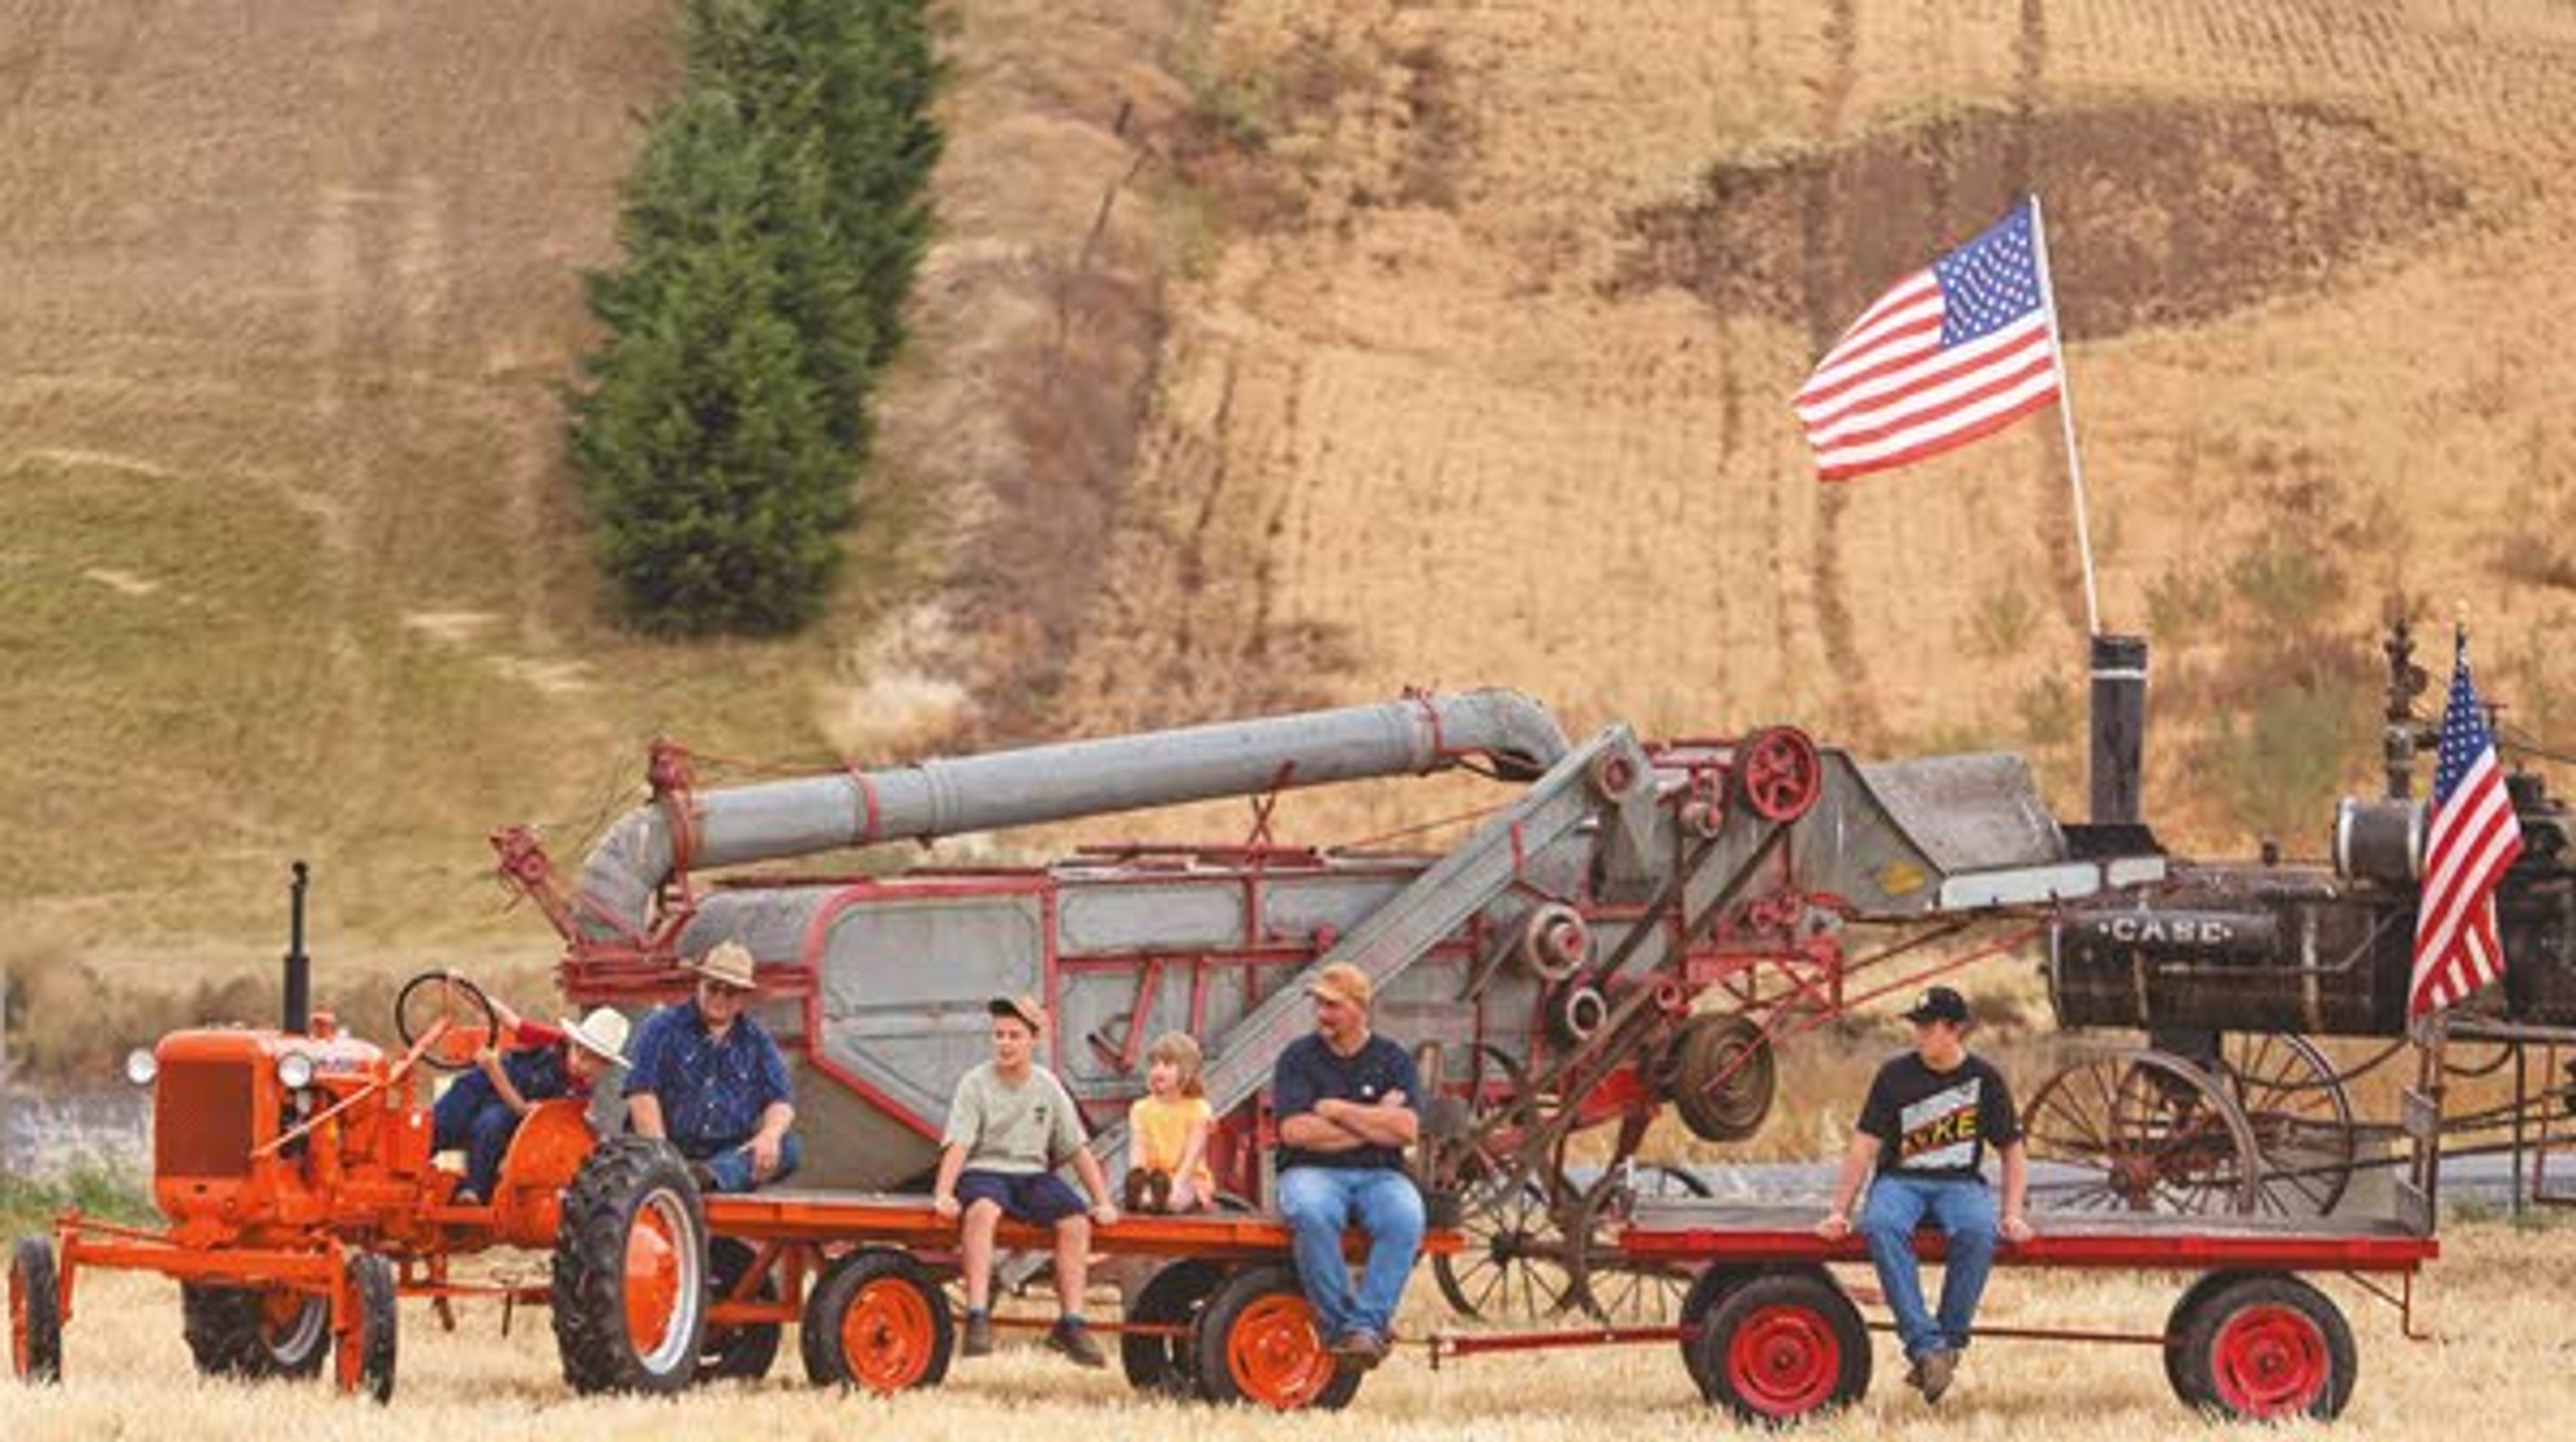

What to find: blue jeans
left=682, top=1133, right=804, bottom=1194
left=1277, top=1166, right=1425, bottom=1340
left=431, top=1073, right=519, bottom=1199
left=1858, top=1175, right=1999, bottom=1361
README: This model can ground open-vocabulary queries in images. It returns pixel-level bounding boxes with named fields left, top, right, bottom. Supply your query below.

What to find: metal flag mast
left=2027, top=194, right=2101, bottom=638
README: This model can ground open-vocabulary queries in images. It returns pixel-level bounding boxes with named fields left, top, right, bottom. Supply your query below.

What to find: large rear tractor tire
left=183, top=1284, right=331, bottom=1380
left=553, top=1135, right=709, bottom=1395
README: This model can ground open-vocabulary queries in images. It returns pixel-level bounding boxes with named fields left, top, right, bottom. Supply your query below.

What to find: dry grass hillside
left=7, top=0, right=2576, bottom=1029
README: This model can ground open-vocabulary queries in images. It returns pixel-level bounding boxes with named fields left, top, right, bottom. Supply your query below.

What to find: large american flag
left=2410, top=632, right=2525, bottom=1017
left=1793, top=199, right=2064, bottom=482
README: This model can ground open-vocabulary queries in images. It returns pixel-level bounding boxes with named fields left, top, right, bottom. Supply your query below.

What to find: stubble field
left=6, top=1223, right=2575, bottom=1439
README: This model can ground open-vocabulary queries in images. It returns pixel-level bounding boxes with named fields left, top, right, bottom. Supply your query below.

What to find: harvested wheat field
left=5, top=1223, right=2573, bottom=1438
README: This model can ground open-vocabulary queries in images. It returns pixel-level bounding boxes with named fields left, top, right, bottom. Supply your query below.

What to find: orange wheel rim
left=1226, top=1292, right=1334, bottom=1410
left=625, top=1204, right=685, bottom=1359
left=840, top=1277, right=936, bottom=1393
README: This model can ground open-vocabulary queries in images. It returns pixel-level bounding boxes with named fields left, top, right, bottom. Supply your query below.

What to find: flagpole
left=2027, top=195, right=2102, bottom=638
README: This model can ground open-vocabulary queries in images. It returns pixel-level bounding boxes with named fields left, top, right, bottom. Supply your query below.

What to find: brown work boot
left=1330, top=1329, right=1389, bottom=1372
left=1917, top=1347, right=1957, bottom=1404
left=1046, top=1317, right=1108, bottom=1369
left=962, top=1311, right=994, bottom=1357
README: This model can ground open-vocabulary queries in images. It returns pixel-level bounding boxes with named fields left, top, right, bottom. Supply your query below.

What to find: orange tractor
left=7, top=868, right=606, bottom=1401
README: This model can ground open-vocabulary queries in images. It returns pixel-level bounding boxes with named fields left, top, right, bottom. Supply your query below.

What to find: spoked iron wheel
left=1567, top=1163, right=1713, bottom=1323
left=1432, top=1168, right=1583, bottom=1321
left=2023, top=1050, right=2260, bottom=1214
left=1431, top=1045, right=1582, bottom=1322
left=2218, top=1035, right=2358, bottom=1216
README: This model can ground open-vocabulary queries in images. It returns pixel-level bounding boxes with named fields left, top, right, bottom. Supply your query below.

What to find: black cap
left=1901, top=985, right=1972, bottom=1026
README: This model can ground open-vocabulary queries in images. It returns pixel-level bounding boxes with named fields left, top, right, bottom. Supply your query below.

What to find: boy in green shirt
left=932, top=993, right=1122, bottom=1366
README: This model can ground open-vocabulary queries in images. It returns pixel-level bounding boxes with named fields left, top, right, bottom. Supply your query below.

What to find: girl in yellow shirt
left=1126, top=1032, right=1218, bottom=1211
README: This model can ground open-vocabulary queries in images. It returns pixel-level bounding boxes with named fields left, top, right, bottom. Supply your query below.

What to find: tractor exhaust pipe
left=282, top=859, right=311, bottom=1035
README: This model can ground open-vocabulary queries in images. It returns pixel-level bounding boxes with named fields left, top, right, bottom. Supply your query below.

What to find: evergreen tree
left=570, top=93, right=850, bottom=633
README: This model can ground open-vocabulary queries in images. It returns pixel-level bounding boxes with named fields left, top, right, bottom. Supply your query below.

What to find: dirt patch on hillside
left=1613, top=100, right=2471, bottom=344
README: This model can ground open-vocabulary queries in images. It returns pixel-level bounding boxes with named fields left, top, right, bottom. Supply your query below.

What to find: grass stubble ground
left=3, top=1222, right=2573, bottom=1440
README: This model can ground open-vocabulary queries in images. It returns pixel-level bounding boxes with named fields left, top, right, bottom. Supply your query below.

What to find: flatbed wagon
left=1425, top=1199, right=2436, bottom=1424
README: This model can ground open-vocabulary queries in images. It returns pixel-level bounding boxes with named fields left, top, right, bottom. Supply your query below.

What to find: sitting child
left=1125, top=1031, right=1218, bottom=1213
left=932, top=993, right=1121, bottom=1368
left=431, top=988, right=629, bottom=1204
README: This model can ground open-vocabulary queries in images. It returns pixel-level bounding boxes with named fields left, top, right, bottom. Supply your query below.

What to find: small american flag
left=1793, top=199, right=2063, bottom=482
left=2410, top=632, right=2525, bottom=1017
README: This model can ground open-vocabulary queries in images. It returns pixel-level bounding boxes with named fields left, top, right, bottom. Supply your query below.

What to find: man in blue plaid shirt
left=624, top=940, right=802, bottom=1193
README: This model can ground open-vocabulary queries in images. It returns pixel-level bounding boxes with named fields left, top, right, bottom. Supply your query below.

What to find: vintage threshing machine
left=492, top=688, right=2166, bottom=1322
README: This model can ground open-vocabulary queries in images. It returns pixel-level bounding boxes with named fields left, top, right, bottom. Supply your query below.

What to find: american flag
left=1793, top=199, right=2064, bottom=482
left=2410, top=632, right=2525, bottom=1017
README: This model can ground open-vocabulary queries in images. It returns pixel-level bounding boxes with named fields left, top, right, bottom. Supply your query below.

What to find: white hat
left=689, top=940, right=759, bottom=991
left=560, top=1006, right=632, bottom=1068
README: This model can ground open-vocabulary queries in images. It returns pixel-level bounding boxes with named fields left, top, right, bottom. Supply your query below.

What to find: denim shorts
left=956, top=1168, right=1087, bottom=1225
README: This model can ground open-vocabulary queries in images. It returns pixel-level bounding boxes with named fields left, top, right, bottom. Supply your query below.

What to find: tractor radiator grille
left=155, top=1060, right=256, bottom=1178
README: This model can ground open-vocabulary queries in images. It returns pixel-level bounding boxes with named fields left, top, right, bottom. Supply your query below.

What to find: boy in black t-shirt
left=1817, top=985, right=2031, bottom=1405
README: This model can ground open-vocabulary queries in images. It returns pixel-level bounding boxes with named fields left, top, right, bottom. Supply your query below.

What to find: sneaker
left=1917, top=1347, right=1956, bottom=1404
left=1330, top=1329, right=1389, bottom=1372
left=962, top=1311, right=994, bottom=1357
left=1046, top=1317, right=1108, bottom=1369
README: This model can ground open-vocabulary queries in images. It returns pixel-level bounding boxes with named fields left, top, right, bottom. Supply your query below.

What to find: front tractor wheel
left=9, top=1236, right=62, bottom=1384
left=183, top=1284, right=331, bottom=1380
left=553, top=1136, right=709, bottom=1395
left=333, top=1252, right=398, bottom=1404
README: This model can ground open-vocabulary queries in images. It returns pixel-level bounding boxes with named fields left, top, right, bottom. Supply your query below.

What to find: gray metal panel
left=675, top=886, right=845, bottom=962
left=1854, top=753, right=2066, bottom=875
left=1262, top=874, right=1415, bottom=941
left=815, top=893, right=1045, bottom=1131
left=1057, top=882, right=1243, bottom=954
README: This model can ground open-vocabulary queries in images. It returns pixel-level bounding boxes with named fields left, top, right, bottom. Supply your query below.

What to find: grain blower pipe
left=571, top=690, right=1572, bottom=944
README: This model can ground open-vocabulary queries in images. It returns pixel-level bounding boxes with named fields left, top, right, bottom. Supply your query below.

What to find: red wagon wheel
left=2165, top=1272, right=2355, bottom=1421
left=800, top=1250, right=952, bottom=1394
left=1683, top=1269, right=1872, bottom=1425
left=1733, top=728, right=1823, bottom=824
left=1191, top=1265, right=1360, bottom=1410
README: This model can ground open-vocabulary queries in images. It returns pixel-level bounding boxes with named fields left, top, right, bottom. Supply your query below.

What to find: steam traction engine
left=493, top=689, right=2165, bottom=1323
left=2034, top=620, right=2576, bottom=1218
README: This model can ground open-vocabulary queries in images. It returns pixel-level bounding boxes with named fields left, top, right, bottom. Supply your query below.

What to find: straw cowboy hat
left=558, top=1006, right=633, bottom=1068
left=689, top=940, right=759, bottom=991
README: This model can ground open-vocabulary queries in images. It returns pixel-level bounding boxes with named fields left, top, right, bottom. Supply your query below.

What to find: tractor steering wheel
left=393, top=970, right=501, bottom=1072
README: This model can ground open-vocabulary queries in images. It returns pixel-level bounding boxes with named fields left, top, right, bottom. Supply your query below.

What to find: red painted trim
left=1618, top=1225, right=2439, bottom=1274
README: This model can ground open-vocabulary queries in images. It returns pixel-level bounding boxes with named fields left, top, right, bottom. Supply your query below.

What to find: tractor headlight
left=276, top=1052, right=317, bottom=1090
left=125, top=1047, right=159, bottom=1087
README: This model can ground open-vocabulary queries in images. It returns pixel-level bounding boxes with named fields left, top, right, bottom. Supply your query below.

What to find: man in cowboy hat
left=623, top=940, right=802, bottom=1193
left=431, top=988, right=630, bottom=1205
left=932, top=993, right=1121, bottom=1368
left=1815, top=985, right=2032, bottom=1405
left=1271, top=961, right=1425, bottom=1372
